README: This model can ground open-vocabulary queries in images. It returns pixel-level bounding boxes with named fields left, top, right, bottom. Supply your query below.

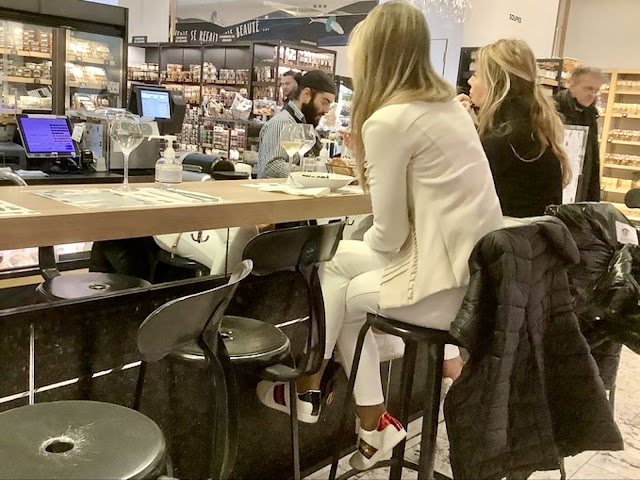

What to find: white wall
left=564, top=0, right=639, bottom=69
left=463, top=0, right=560, bottom=57
left=118, top=0, right=171, bottom=42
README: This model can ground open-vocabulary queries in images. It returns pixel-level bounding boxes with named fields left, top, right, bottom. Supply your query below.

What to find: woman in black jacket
left=462, top=39, right=571, bottom=218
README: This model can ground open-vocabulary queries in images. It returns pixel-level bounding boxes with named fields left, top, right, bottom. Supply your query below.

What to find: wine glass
left=280, top=124, right=306, bottom=167
left=109, top=113, right=144, bottom=191
left=298, top=124, right=318, bottom=172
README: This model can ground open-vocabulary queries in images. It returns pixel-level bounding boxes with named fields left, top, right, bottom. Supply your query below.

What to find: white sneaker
left=256, top=380, right=321, bottom=424
left=349, top=411, right=407, bottom=471
left=374, top=333, right=405, bottom=363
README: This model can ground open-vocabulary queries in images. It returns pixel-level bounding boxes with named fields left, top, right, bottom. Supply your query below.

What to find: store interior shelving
left=455, top=48, right=578, bottom=97
left=127, top=41, right=336, bottom=159
left=0, top=20, right=54, bottom=114
left=598, top=69, right=640, bottom=221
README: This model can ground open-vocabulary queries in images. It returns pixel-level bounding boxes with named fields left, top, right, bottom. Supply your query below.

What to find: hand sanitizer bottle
left=149, top=135, right=181, bottom=188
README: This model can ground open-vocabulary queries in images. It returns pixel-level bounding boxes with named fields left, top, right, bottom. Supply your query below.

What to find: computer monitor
left=128, top=84, right=186, bottom=135
left=140, top=88, right=171, bottom=120
left=16, top=115, right=79, bottom=159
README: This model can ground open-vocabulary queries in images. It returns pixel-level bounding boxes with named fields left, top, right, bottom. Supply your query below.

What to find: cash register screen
left=16, top=115, right=78, bottom=158
left=140, top=89, right=171, bottom=120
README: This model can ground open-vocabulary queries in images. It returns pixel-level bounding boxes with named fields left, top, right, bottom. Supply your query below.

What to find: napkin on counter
left=257, top=184, right=331, bottom=197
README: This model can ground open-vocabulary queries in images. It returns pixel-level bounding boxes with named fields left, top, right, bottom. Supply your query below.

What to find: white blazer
left=362, top=100, right=504, bottom=309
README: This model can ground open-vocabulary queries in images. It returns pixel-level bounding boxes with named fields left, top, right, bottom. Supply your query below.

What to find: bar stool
left=135, top=259, right=254, bottom=479
left=329, top=313, right=456, bottom=480
left=135, top=221, right=345, bottom=480
left=0, top=401, right=167, bottom=479
left=0, top=173, right=152, bottom=300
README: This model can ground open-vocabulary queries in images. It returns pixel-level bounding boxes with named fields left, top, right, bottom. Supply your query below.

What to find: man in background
left=556, top=67, right=607, bottom=201
left=258, top=70, right=335, bottom=178
left=281, top=70, right=301, bottom=102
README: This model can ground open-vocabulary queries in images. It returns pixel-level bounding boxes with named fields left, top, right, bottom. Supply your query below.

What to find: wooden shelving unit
left=0, top=47, right=51, bottom=59
left=599, top=69, right=640, bottom=219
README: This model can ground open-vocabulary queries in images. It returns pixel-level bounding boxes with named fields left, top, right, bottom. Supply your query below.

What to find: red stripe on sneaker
left=274, top=384, right=286, bottom=407
left=378, top=411, right=403, bottom=432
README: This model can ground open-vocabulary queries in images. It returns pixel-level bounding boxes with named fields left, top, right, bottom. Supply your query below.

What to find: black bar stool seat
left=36, top=272, right=151, bottom=300
left=330, top=312, right=457, bottom=480
left=0, top=400, right=166, bottom=480
left=170, top=315, right=291, bottom=367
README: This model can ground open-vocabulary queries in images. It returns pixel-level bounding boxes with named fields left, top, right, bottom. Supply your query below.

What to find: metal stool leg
left=133, top=361, right=147, bottom=411
left=389, top=340, right=418, bottom=480
left=329, top=319, right=373, bottom=480
left=417, top=342, right=445, bottom=480
left=289, top=381, right=301, bottom=480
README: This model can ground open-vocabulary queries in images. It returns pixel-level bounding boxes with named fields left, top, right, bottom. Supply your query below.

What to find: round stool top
left=38, top=273, right=151, bottom=300
left=176, top=315, right=290, bottom=365
left=0, top=401, right=166, bottom=480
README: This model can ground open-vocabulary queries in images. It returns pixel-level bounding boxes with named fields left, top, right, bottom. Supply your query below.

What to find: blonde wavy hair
left=475, top=38, right=571, bottom=186
left=348, top=0, right=455, bottom=188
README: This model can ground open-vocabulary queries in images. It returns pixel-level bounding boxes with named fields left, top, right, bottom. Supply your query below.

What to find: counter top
left=0, top=180, right=371, bottom=250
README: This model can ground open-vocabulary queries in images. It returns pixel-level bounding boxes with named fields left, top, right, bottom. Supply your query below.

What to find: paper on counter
left=30, top=187, right=226, bottom=210
left=0, top=199, right=40, bottom=217
left=243, top=183, right=364, bottom=197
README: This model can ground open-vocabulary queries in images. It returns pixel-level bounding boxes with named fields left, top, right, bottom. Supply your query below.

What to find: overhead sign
left=175, top=1, right=376, bottom=47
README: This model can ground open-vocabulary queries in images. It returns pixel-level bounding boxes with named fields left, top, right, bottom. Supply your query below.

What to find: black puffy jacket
left=444, top=217, right=623, bottom=480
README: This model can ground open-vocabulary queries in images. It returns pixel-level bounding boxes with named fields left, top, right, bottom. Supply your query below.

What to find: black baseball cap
left=299, top=70, right=335, bottom=96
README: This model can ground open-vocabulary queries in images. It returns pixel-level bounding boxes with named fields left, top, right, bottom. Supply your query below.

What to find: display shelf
left=161, top=80, right=201, bottom=86
left=603, top=163, right=640, bottom=171
left=253, top=81, right=277, bottom=87
left=68, top=81, right=107, bottom=90
left=539, top=78, right=559, bottom=87
left=616, top=90, right=640, bottom=95
left=68, top=57, right=116, bottom=67
left=610, top=113, right=640, bottom=119
left=0, top=47, right=51, bottom=59
left=2, top=75, right=51, bottom=85
left=203, top=82, right=249, bottom=87
left=610, top=202, right=640, bottom=222
left=610, top=139, right=640, bottom=147
left=202, top=117, right=251, bottom=125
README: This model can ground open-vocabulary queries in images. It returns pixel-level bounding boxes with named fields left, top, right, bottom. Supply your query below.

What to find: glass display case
left=0, top=20, right=54, bottom=114
left=66, top=30, right=124, bottom=112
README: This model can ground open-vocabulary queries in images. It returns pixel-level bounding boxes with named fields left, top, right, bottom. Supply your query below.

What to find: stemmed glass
left=109, top=113, right=144, bottom=191
left=280, top=124, right=306, bottom=167
left=298, top=124, right=318, bottom=172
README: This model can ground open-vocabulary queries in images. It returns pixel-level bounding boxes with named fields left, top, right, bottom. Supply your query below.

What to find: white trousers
left=321, top=240, right=464, bottom=406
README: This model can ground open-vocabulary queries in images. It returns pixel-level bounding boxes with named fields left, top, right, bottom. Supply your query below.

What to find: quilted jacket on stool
left=444, top=217, right=623, bottom=480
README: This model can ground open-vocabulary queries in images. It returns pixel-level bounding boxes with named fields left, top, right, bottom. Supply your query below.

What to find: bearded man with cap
left=258, top=70, right=336, bottom=178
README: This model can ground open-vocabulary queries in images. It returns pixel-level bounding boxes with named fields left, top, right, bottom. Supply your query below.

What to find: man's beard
left=301, top=99, right=321, bottom=127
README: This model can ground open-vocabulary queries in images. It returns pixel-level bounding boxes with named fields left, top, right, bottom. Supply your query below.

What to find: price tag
left=104, top=60, right=113, bottom=66
left=76, top=56, right=82, bottom=62
left=72, top=123, right=86, bottom=143
left=107, top=81, right=120, bottom=94
left=616, top=221, right=639, bottom=245
left=79, top=82, right=87, bottom=88
left=10, top=48, right=18, bottom=55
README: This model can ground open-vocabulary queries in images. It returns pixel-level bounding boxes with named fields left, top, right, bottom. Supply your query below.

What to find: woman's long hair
left=349, top=0, right=455, bottom=188
left=475, top=38, right=571, bottom=186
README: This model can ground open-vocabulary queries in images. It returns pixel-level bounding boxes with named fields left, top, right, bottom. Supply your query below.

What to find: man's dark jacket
left=444, top=217, right=622, bottom=480
left=556, top=89, right=601, bottom=202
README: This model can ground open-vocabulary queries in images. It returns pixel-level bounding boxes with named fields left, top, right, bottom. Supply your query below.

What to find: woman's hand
left=455, top=94, right=473, bottom=112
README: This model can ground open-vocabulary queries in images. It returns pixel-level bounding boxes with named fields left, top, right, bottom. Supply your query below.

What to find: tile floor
left=305, top=347, right=640, bottom=480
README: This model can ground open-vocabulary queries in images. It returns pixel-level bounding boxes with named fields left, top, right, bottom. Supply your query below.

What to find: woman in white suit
left=258, top=0, right=504, bottom=469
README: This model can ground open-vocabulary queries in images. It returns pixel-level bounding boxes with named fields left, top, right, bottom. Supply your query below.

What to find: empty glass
left=109, top=113, right=144, bottom=191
